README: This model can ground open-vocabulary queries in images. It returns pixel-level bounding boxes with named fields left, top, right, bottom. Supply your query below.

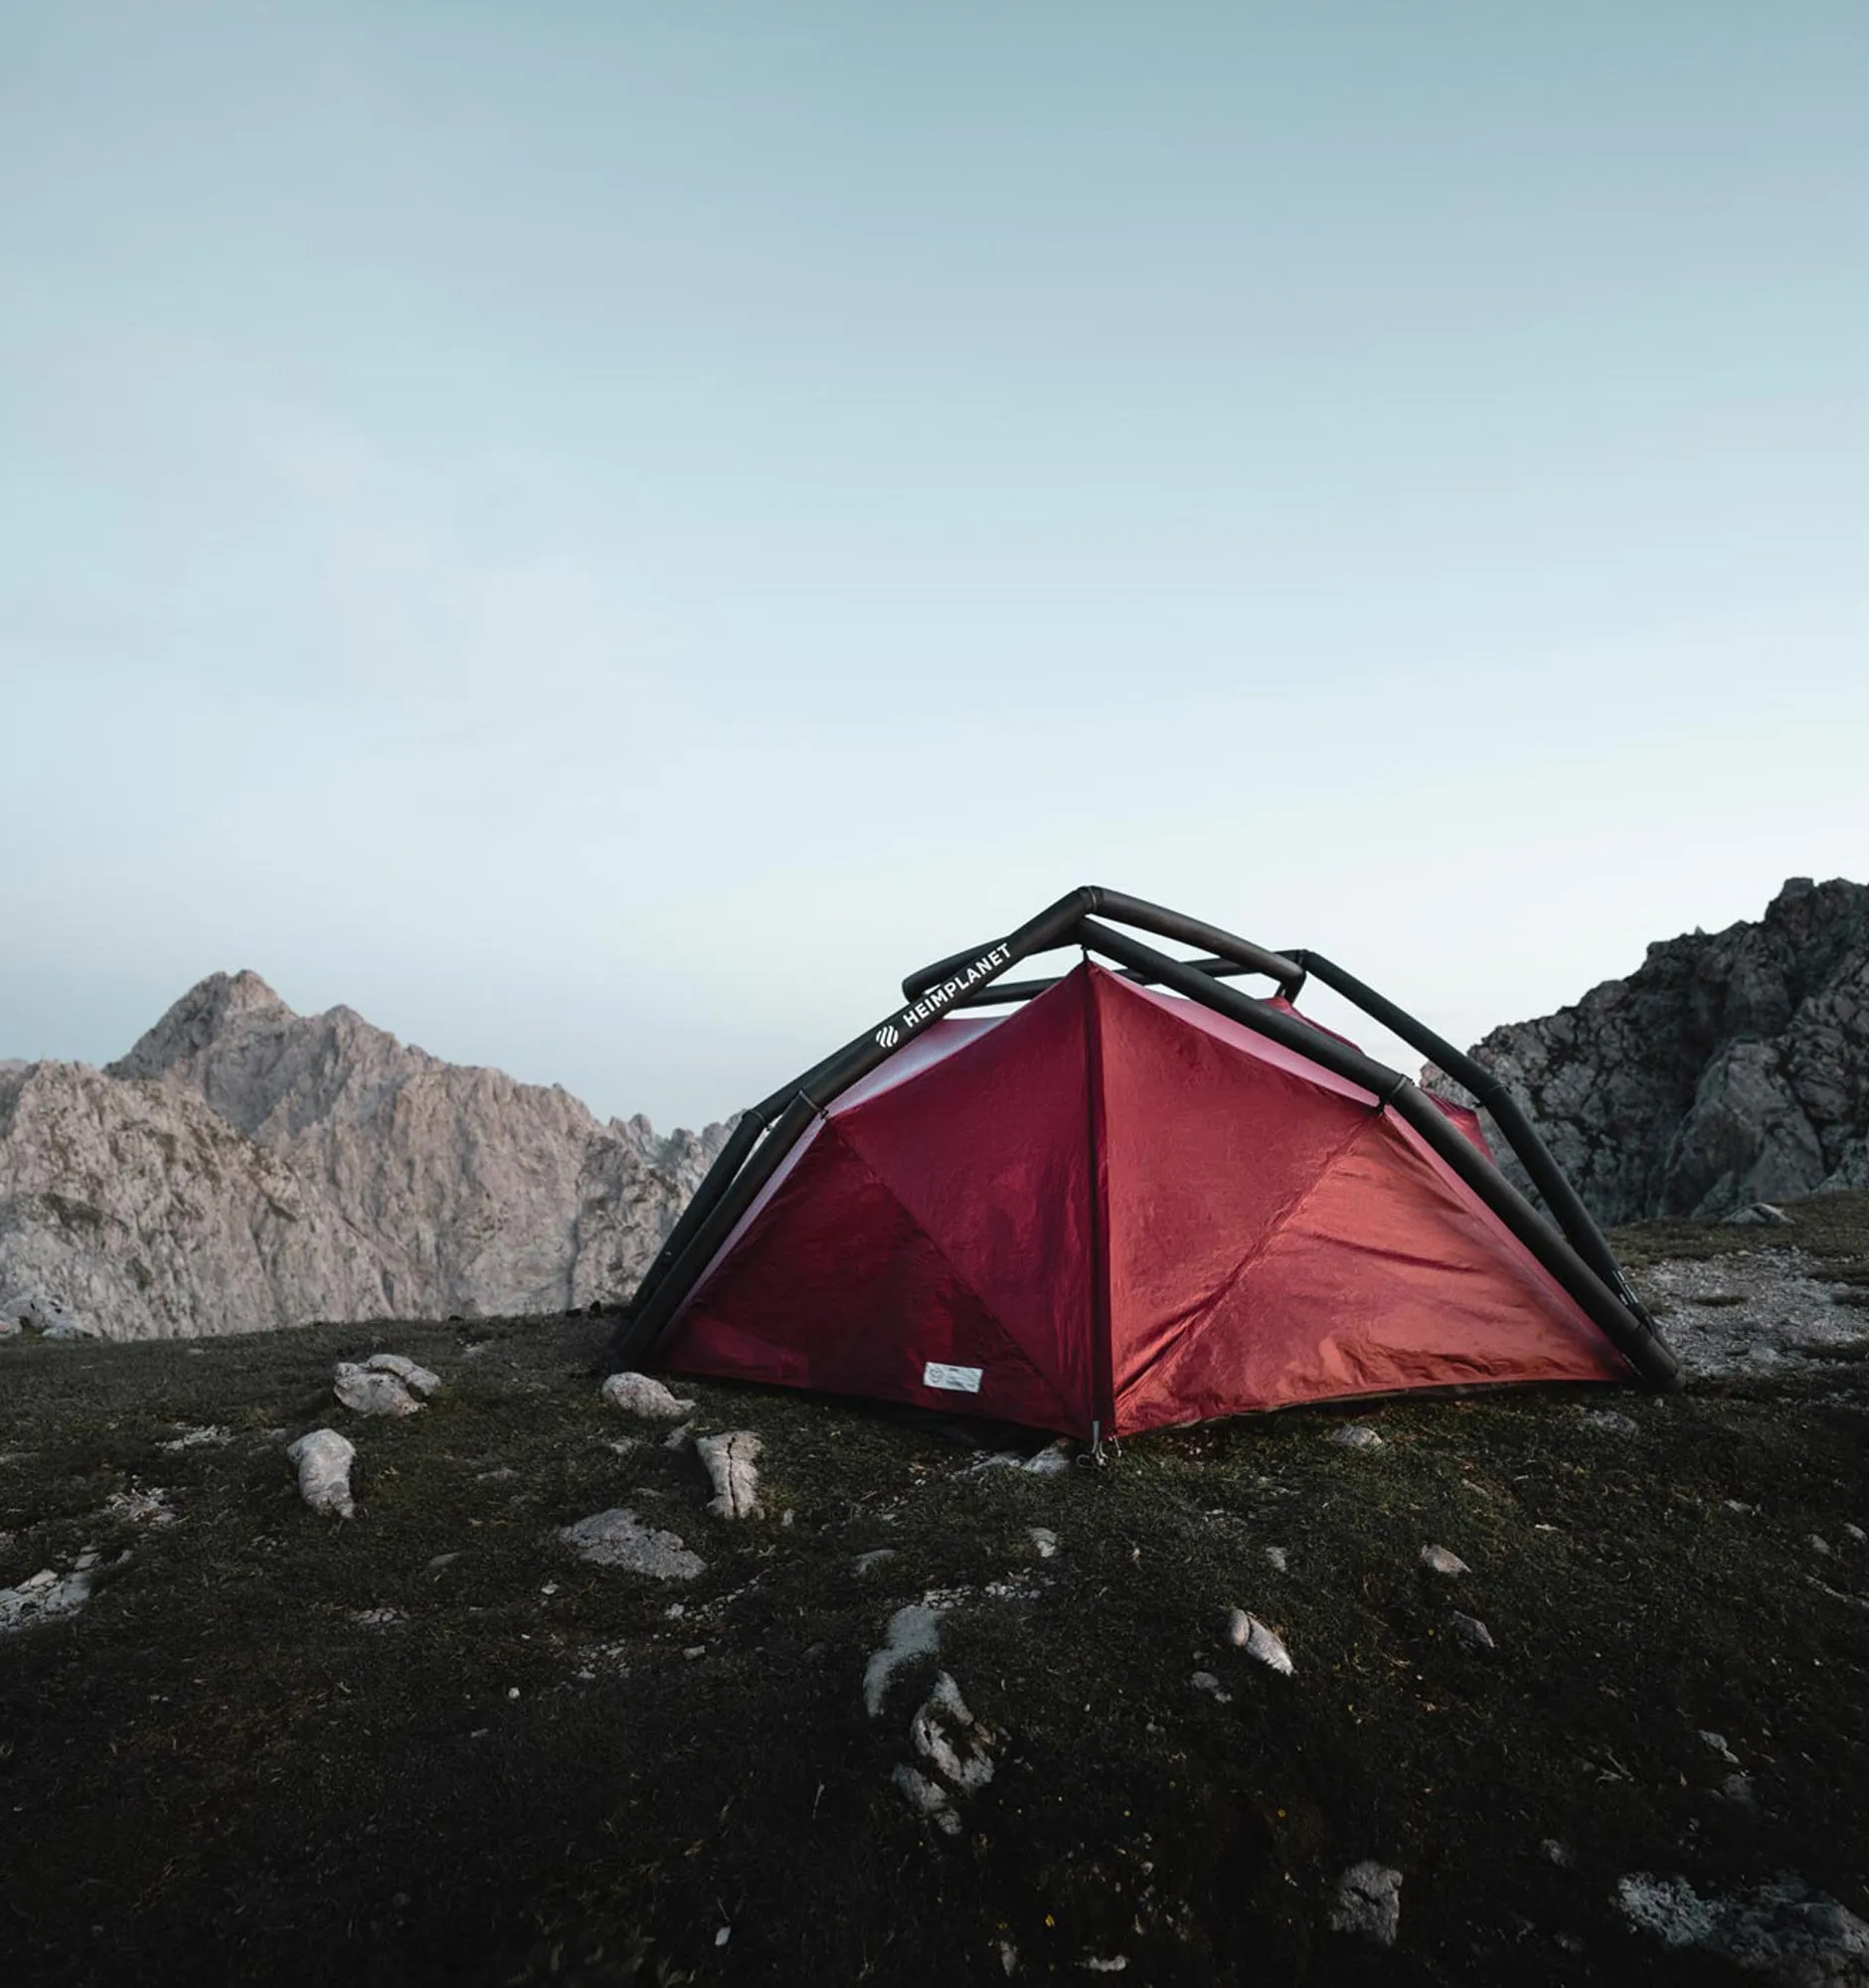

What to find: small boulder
left=696, top=1430, right=765, bottom=1521
left=560, top=1508, right=704, bottom=1580
left=286, top=1429, right=357, bottom=1520
left=1449, top=1611, right=1495, bottom=1649
left=1329, top=1862, right=1403, bottom=1947
left=1227, top=1608, right=1294, bottom=1675
left=1420, top=1545, right=1470, bottom=1577
left=333, top=1363, right=422, bottom=1418
left=1328, top=1425, right=1384, bottom=1450
left=366, top=1353, right=441, bottom=1398
left=600, top=1372, right=696, bottom=1419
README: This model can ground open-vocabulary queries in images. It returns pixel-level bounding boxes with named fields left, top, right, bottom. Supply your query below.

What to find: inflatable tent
left=610, top=889, right=1677, bottom=1439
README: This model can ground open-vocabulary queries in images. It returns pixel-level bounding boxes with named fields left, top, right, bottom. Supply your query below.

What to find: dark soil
left=4, top=1203, right=1869, bottom=1985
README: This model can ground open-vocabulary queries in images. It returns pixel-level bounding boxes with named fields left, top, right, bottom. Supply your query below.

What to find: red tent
left=615, top=890, right=1676, bottom=1437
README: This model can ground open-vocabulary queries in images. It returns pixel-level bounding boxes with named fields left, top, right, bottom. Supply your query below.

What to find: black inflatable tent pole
left=1284, top=950, right=1649, bottom=1318
left=627, top=1034, right=860, bottom=1322
left=1076, top=918, right=1680, bottom=1390
left=902, top=890, right=1306, bottom=1004
left=948, top=954, right=1258, bottom=1010
left=610, top=888, right=1102, bottom=1368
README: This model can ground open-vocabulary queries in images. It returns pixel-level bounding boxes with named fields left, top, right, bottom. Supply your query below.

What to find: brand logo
left=871, top=941, right=1016, bottom=1056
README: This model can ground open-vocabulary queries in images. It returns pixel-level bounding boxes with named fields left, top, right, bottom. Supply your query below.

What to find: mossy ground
left=4, top=1203, right=1869, bottom=1985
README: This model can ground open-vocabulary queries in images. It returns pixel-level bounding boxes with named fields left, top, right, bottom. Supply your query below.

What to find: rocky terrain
left=2, top=1193, right=1867, bottom=1985
left=0, top=972, right=731, bottom=1341
left=1429, top=877, right=1869, bottom=1224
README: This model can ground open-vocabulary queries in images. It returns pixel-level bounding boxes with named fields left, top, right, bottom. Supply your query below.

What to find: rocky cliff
left=1431, top=877, right=1869, bottom=1223
left=0, top=973, right=731, bottom=1339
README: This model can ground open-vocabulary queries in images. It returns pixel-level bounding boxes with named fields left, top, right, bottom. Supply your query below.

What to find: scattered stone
left=1227, top=1609, right=1294, bottom=1675
left=476, top=1466, right=516, bottom=1483
left=1810, top=1534, right=1834, bottom=1557
left=1616, top=1873, right=1869, bottom=1979
left=351, top=1607, right=405, bottom=1628
left=1725, top=1203, right=1793, bottom=1227
left=365, top=1353, right=440, bottom=1398
left=1726, top=1500, right=1757, bottom=1516
left=1190, top=1670, right=1232, bottom=1704
left=1700, top=1731, right=1740, bottom=1765
left=662, top=1421, right=695, bottom=1453
left=1080, top=1960, right=1129, bottom=1974
left=853, top=1550, right=898, bottom=1574
left=910, top=1672, right=997, bottom=1795
left=1328, top=1862, right=1403, bottom=1947
left=159, top=1425, right=233, bottom=1452
left=1449, top=1611, right=1495, bottom=1650
left=1, top=1559, right=114, bottom=1635
left=1029, top=1528, right=1059, bottom=1559
left=333, top=1362, right=422, bottom=1418
left=1542, top=1839, right=1575, bottom=1869
left=286, top=1429, right=357, bottom=1519
left=892, top=1761, right=961, bottom=1836
left=103, top=1487, right=177, bottom=1527
left=560, top=1508, right=704, bottom=1580
left=1580, top=1408, right=1639, bottom=1437
left=1328, top=1425, right=1384, bottom=1449
left=1420, top=1545, right=1470, bottom=1577
left=1846, top=1525, right=1868, bottom=1546
left=969, top=1439, right=1073, bottom=1477
left=425, top=1552, right=462, bottom=1574
left=599, top=1372, right=695, bottom=1419
left=863, top=1602, right=945, bottom=1717
left=696, top=1430, right=764, bottom=1521
left=1720, top=1773, right=1756, bottom=1806
left=1264, top=1546, right=1288, bottom=1573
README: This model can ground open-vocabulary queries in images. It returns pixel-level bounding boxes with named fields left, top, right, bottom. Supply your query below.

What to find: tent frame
left=608, top=888, right=1679, bottom=1391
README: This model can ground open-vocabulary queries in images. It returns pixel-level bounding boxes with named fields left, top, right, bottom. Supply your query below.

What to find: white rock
left=863, top=1602, right=945, bottom=1717
left=910, top=1673, right=997, bottom=1793
left=601, top=1371, right=696, bottom=1419
left=0, top=1560, right=106, bottom=1634
left=103, top=1486, right=177, bottom=1527
left=892, top=1761, right=961, bottom=1835
left=1328, top=1425, right=1384, bottom=1449
left=1264, top=1546, right=1288, bottom=1573
left=1699, top=1730, right=1740, bottom=1764
left=853, top=1550, right=898, bottom=1574
left=333, top=1363, right=422, bottom=1418
left=366, top=1353, right=440, bottom=1397
left=1029, top=1527, right=1060, bottom=1559
left=1190, top=1670, right=1232, bottom=1703
left=1420, top=1545, right=1470, bottom=1576
left=1617, top=1873, right=1869, bottom=1977
left=1328, top=1862, right=1403, bottom=1947
left=1227, top=1609, right=1294, bottom=1675
left=286, top=1428, right=356, bottom=1519
left=560, top=1508, right=704, bottom=1580
left=696, top=1430, right=764, bottom=1521
left=159, top=1425, right=233, bottom=1452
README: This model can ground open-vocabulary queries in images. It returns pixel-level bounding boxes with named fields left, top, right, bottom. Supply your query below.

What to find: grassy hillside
left=4, top=1203, right=1869, bottom=1984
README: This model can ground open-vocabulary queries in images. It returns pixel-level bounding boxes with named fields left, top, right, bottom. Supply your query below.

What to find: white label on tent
left=923, top=1361, right=983, bottom=1394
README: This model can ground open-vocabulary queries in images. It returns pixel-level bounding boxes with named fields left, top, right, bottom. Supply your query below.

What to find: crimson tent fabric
left=660, top=964, right=1628, bottom=1436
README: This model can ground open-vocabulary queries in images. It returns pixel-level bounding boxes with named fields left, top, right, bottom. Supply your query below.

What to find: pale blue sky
left=4, top=3, right=1866, bottom=1128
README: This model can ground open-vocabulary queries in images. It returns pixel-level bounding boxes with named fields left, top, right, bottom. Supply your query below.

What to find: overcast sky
left=4, top=3, right=1866, bottom=1129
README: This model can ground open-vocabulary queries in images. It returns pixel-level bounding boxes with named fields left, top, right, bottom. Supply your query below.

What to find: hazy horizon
left=6, top=4, right=1867, bottom=1127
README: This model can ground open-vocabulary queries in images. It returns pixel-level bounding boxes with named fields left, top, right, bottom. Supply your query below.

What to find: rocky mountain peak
left=108, top=969, right=293, bottom=1085
left=5, top=973, right=732, bottom=1340
left=1436, top=876, right=1869, bottom=1223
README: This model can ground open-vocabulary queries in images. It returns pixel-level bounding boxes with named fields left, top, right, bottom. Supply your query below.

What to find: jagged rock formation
left=1431, top=878, right=1869, bottom=1223
left=0, top=972, right=731, bottom=1340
